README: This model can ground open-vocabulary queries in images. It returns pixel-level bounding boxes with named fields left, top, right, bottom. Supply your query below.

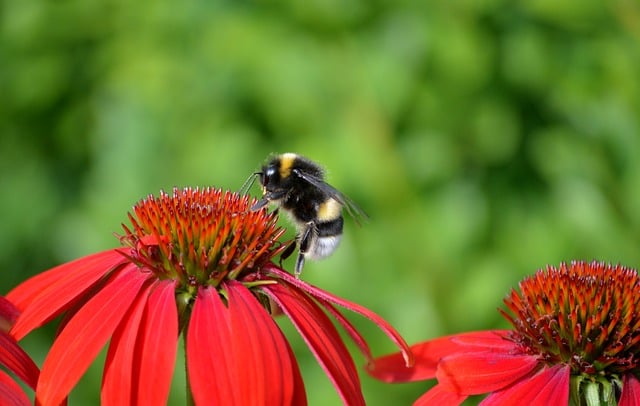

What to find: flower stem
left=183, top=329, right=195, bottom=406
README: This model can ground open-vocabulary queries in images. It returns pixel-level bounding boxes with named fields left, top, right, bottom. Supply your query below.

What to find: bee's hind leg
left=278, top=239, right=305, bottom=278
left=294, top=253, right=306, bottom=279
left=279, top=239, right=296, bottom=268
left=293, top=223, right=314, bottom=278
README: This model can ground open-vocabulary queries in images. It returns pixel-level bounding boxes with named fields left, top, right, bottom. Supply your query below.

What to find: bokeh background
left=2, top=0, right=640, bottom=404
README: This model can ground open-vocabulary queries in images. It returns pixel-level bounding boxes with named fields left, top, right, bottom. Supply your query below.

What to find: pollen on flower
left=118, top=187, right=287, bottom=287
left=500, top=261, right=640, bottom=376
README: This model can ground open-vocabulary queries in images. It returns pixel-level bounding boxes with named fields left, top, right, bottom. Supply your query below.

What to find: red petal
left=0, top=333, right=39, bottom=389
left=9, top=250, right=126, bottom=340
left=281, top=333, right=307, bottom=405
left=264, top=282, right=365, bottom=406
left=414, top=384, right=468, bottom=406
left=186, top=288, right=240, bottom=406
left=437, top=352, right=539, bottom=394
left=369, top=331, right=510, bottom=383
left=101, top=280, right=154, bottom=405
left=187, top=286, right=238, bottom=405
left=36, top=266, right=149, bottom=406
left=448, top=330, right=514, bottom=350
left=134, top=280, right=178, bottom=406
left=226, top=283, right=262, bottom=405
left=0, top=296, right=19, bottom=327
left=264, top=264, right=413, bottom=368
left=316, top=299, right=373, bottom=364
left=620, top=373, right=640, bottom=406
left=0, top=370, right=31, bottom=406
left=188, top=284, right=307, bottom=406
left=226, top=281, right=304, bottom=405
left=480, top=365, right=569, bottom=405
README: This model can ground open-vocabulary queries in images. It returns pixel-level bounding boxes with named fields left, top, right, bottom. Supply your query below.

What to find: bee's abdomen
left=317, top=198, right=342, bottom=222
left=317, top=216, right=343, bottom=237
left=307, top=235, right=342, bottom=260
left=305, top=217, right=344, bottom=260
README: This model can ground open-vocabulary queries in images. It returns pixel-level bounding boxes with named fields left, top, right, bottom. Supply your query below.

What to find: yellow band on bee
left=317, top=198, right=342, bottom=221
left=278, top=153, right=298, bottom=179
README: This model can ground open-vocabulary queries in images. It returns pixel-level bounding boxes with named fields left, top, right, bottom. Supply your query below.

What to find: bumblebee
left=244, top=153, right=367, bottom=277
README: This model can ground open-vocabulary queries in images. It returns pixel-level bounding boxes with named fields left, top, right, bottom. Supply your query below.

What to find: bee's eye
left=264, top=167, right=277, bottom=185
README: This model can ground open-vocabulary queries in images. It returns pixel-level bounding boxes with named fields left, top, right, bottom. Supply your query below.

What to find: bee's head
left=260, top=159, right=282, bottom=191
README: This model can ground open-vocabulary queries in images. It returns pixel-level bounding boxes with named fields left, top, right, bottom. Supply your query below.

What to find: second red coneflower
left=8, top=187, right=411, bottom=406
left=369, top=261, right=640, bottom=405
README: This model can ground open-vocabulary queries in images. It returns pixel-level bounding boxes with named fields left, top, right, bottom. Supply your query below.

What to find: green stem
left=183, top=327, right=195, bottom=406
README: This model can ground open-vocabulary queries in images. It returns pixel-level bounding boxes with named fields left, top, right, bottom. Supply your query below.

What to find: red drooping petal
left=36, top=266, right=149, bottom=406
left=480, top=364, right=569, bottom=405
left=0, top=332, right=39, bottom=390
left=264, top=264, right=413, bottom=367
left=134, top=280, right=178, bottom=406
left=0, top=296, right=19, bottom=327
left=369, top=331, right=511, bottom=383
left=187, top=286, right=238, bottom=406
left=101, top=280, right=154, bottom=406
left=281, top=331, right=308, bottom=405
left=414, top=384, right=468, bottom=406
left=447, top=330, right=514, bottom=350
left=314, top=298, right=373, bottom=364
left=620, top=373, right=640, bottom=406
left=263, top=281, right=365, bottom=406
left=9, top=250, right=127, bottom=340
left=437, top=351, right=539, bottom=395
left=369, top=339, right=445, bottom=383
left=226, top=280, right=304, bottom=406
left=0, top=370, right=31, bottom=406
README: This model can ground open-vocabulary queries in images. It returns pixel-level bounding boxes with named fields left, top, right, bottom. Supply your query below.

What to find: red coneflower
left=8, top=187, right=411, bottom=406
left=0, top=296, right=39, bottom=406
left=369, top=261, right=640, bottom=405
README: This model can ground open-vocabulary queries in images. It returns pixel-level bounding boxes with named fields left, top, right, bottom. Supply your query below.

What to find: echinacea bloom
left=8, top=187, right=411, bottom=406
left=0, top=296, right=39, bottom=406
left=369, top=261, right=640, bottom=405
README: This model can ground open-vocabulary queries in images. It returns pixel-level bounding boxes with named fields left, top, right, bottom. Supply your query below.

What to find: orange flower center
left=501, top=261, right=640, bottom=375
left=118, top=187, right=286, bottom=288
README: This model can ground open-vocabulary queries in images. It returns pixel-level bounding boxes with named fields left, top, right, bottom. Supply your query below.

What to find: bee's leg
left=250, top=190, right=288, bottom=211
left=279, top=239, right=296, bottom=268
left=250, top=198, right=270, bottom=211
left=294, top=253, right=306, bottom=279
left=295, top=224, right=314, bottom=278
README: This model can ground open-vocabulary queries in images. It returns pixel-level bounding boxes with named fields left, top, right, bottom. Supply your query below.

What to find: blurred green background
left=2, top=0, right=640, bottom=404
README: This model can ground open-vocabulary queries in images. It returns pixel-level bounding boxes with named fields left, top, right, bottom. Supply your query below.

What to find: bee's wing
left=292, top=168, right=369, bottom=226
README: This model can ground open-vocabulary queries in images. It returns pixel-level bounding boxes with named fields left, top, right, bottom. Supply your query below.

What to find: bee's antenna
left=239, top=172, right=261, bottom=196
